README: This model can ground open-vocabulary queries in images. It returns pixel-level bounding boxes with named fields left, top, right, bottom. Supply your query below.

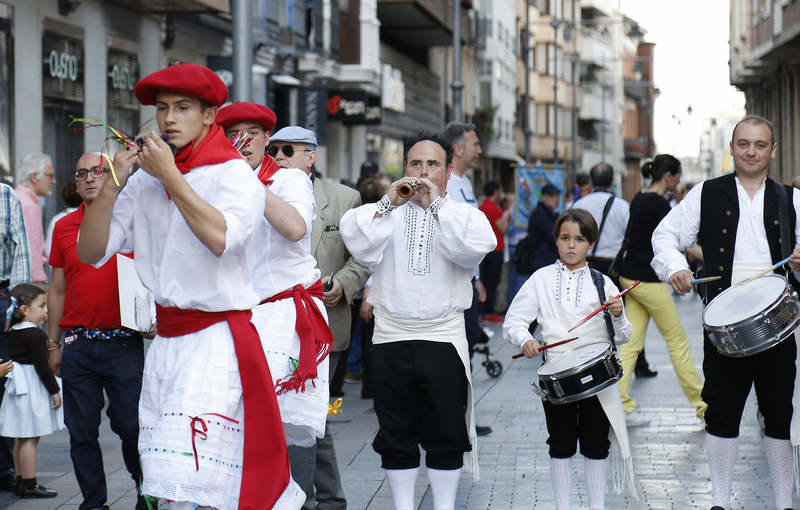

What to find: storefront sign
left=43, top=32, right=83, bottom=102
left=107, top=49, right=139, bottom=107
left=328, top=90, right=382, bottom=125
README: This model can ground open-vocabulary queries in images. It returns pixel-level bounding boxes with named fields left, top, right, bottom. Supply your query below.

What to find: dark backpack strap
left=591, top=195, right=616, bottom=257
left=590, top=268, right=616, bottom=350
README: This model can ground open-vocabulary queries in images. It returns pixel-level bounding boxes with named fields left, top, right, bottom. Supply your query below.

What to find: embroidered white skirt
left=139, top=322, right=251, bottom=510
left=252, top=296, right=330, bottom=447
left=0, top=363, right=64, bottom=438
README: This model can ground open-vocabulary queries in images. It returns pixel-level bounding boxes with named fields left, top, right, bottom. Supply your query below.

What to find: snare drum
left=533, top=343, right=622, bottom=405
left=703, top=274, right=800, bottom=357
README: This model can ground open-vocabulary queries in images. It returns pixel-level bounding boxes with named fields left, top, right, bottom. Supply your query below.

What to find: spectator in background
left=0, top=182, right=30, bottom=494
left=669, top=182, right=693, bottom=208
left=525, top=183, right=561, bottom=273
left=356, top=160, right=380, bottom=189
left=15, top=153, right=56, bottom=285
left=270, top=126, right=370, bottom=510
left=441, top=122, right=492, bottom=437
left=44, top=180, right=82, bottom=261
left=567, top=172, right=591, bottom=208
left=478, top=181, right=510, bottom=322
left=48, top=153, right=148, bottom=509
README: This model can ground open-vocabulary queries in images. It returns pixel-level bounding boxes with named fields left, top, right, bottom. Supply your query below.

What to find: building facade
left=730, top=0, right=800, bottom=183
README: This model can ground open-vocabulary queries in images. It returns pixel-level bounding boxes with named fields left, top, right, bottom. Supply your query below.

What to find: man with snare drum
left=652, top=115, right=800, bottom=510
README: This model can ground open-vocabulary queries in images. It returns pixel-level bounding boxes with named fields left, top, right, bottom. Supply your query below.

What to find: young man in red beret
left=76, top=64, right=303, bottom=510
left=217, top=102, right=333, bottom=450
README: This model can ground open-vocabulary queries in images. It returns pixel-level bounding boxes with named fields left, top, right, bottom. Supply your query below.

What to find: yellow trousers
left=617, top=276, right=707, bottom=418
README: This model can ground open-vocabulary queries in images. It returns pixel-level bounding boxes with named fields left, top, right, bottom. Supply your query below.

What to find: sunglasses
left=266, top=144, right=313, bottom=158
left=74, top=166, right=110, bottom=180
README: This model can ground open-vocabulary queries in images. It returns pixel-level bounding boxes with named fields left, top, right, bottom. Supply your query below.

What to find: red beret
left=216, top=102, right=277, bottom=133
left=134, top=64, right=228, bottom=107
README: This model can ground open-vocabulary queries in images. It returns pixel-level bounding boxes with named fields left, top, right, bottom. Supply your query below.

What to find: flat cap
left=540, top=183, right=560, bottom=195
left=134, top=64, right=228, bottom=107
left=216, top=102, right=277, bottom=132
left=270, top=126, right=317, bottom=148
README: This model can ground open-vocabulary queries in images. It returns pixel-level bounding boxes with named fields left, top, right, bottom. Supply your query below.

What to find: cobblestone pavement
left=1, top=292, right=792, bottom=509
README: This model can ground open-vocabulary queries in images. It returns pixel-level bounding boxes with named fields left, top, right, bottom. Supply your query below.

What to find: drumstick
left=567, top=280, right=641, bottom=333
left=734, top=255, right=792, bottom=287
left=690, top=276, right=721, bottom=285
left=512, top=336, right=579, bottom=359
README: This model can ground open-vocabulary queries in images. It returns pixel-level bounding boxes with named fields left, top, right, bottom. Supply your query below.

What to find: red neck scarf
left=154, top=305, right=290, bottom=509
left=256, top=154, right=281, bottom=186
left=261, top=280, right=333, bottom=393
left=173, top=124, right=243, bottom=175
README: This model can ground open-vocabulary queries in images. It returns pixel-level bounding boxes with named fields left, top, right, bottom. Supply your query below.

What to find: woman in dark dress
left=615, top=154, right=707, bottom=427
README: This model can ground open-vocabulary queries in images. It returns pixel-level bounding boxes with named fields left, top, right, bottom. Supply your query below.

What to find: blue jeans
left=0, top=293, right=13, bottom=476
left=61, top=334, right=144, bottom=510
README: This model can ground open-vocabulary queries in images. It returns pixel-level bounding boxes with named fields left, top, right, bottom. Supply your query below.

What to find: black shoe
left=0, top=472, right=14, bottom=492
left=476, top=425, right=492, bottom=437
left=635, top=366, right=658, bottom=378
left=710, top=507, right=725, bottom=510
left=18, top=479, right=57, bottom=498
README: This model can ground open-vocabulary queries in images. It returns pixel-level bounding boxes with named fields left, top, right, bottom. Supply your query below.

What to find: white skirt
left=139, top=322, right=249, bottom=510
left=252, top=296, right=330, bottom=447
left=0, top=363, right=64, bottom=438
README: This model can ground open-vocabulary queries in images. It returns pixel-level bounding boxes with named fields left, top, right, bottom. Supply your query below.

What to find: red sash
left=260, top=279, right=333, bottom=393
left=256, top=154, right=281, bottom=186
left=155, top=304, right=289, bottom=510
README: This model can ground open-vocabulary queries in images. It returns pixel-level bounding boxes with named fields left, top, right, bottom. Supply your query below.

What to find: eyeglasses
left=74, top=166, right=110, bottom=180
left=266, top=144, right=313, bottom=158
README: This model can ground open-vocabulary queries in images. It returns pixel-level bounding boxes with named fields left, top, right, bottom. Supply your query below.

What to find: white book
left=116, top=254, right=155, bottom=332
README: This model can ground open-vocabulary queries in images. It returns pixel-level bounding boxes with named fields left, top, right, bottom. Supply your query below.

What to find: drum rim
left=703, top=274, right=790, bottom=328
left=710, top=320, right=799, bottom=357
left=538, top=342, right=615, bottom=377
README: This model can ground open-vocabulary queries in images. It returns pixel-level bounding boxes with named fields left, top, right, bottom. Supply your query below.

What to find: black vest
left=698, top=173, right=797, bottom=302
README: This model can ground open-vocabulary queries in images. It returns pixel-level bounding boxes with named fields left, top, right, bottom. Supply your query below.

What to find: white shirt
left=340, top=197, right=496, bottom=321
left=247, top=168, right=320, bottom=298
left=94, top=159, right=265, bottom=311
left=651, top=176, right=800, bottom=284
left=503, top=261, right=631, bottom=356
left=446, top=172, right=478, bottom=207
left=571, top=191, right=630, bottom=258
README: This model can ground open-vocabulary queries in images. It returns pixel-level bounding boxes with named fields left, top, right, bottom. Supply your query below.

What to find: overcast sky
left=617, top=0, right=745, bottom=157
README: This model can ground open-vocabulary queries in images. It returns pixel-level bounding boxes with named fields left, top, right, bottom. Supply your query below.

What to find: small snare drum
left=532, top=343, right=622, bottom=405
left=703, top=274, right=800, bottom=357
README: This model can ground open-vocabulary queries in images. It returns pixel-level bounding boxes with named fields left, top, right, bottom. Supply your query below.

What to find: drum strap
left=590, top=268, right=617, bottom=350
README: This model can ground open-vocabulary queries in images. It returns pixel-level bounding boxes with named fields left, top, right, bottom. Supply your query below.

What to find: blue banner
left=513, top=164, right=567, bottom=228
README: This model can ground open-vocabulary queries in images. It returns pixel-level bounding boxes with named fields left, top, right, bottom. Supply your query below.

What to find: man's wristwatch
left=376, top=194, right=398, bottom=216
left=47, top=338, right=62, bottom=350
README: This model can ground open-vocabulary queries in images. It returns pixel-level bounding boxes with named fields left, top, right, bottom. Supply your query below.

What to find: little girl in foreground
left=0, top=284, right=64, bottom=499
left=503, top=208, right=636, bottom=510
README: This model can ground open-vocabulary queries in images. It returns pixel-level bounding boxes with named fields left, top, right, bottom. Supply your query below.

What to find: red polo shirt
left=479, top=198, right=505, bottom=252
left=48, top=204, right=131, bottom=330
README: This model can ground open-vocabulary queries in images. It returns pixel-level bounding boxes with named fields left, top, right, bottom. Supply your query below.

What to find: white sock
left=385, top=467, right=419, bottom=510
left=427, top=467, right=462, bottom=510
left=550, top=457, right=572, bottom=510
left=763, top=436, right=794, bottom=509
left=706, top=433, right=738, bottom=508
left=584, top=457, right=607, bottom=510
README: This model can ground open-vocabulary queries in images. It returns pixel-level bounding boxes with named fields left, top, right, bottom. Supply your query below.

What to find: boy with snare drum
left=503, top=208, right=636, bottom=510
